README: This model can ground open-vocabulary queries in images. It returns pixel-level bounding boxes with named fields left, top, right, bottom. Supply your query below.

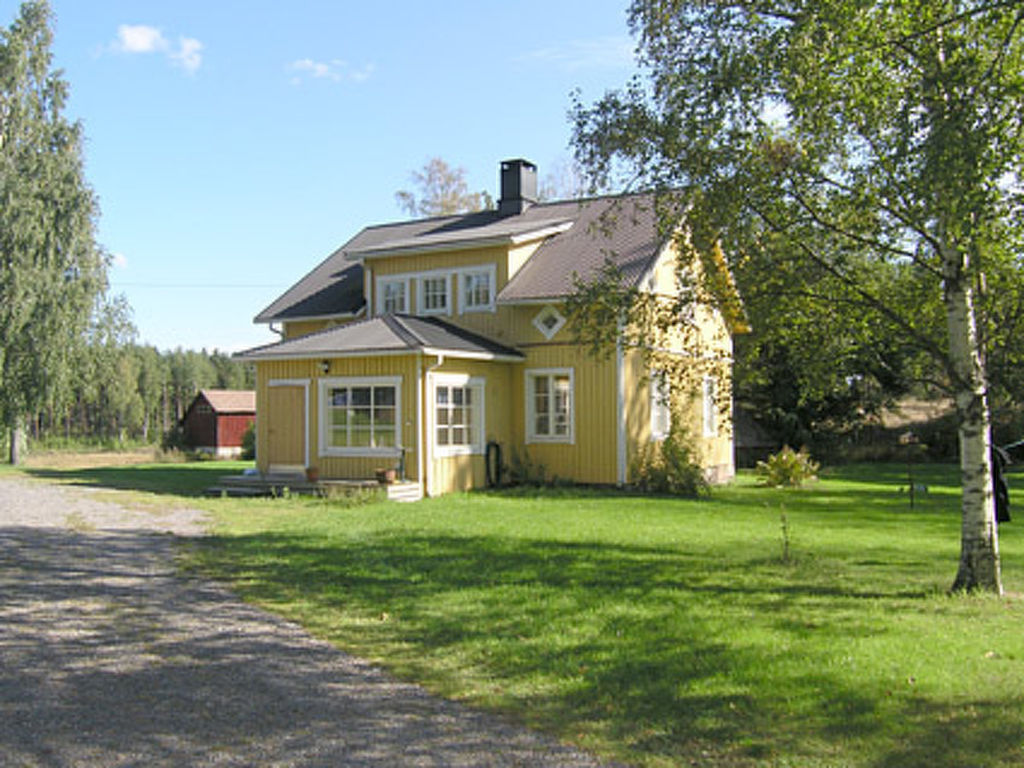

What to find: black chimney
left=498, top=159, right=537, bottom=216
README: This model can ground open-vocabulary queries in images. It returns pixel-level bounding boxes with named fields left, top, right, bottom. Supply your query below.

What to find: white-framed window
left=703, top=376, right=718, bottom=438
left=650, top=370, right=671, bottom=441
left=432, top=374, right=485, bottom=456
left=376, top=277, right=408, bottom=315
left=526, top=368, right=574, bottom=443
left=418, top=275, right=450, bottom=316
left=319, top=376, right=401, bottom=456
left=459, top=266, right=496, bottom=313
left=532, top=305, right=566, bottom=340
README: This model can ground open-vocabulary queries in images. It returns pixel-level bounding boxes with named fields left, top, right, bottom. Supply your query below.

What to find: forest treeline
left=24, top=300, right=253, bottom=448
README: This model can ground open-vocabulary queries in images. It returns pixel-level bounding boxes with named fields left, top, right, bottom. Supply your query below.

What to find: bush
left=756, top=446, right=820, bottom=487
left=240, top=423, right=256, bottom=461
left=632, top=427, right=710, bottom=498
left=507, top=447, right=547, bottom=487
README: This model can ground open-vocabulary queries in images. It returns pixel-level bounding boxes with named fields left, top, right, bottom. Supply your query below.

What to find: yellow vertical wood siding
left=255, top=355, right=422, bottom=481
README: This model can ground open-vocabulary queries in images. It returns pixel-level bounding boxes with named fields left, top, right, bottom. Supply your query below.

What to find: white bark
left=943, top=244, right=1002, bottom=593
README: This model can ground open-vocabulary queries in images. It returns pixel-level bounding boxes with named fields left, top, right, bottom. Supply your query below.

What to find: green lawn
left=15, top=458, right=1024, bottom=766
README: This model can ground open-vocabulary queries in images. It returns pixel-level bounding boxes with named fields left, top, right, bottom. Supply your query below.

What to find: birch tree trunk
left=8, top=423, right=24, bottom=466
left=944, top=245, right=1001, bottom=593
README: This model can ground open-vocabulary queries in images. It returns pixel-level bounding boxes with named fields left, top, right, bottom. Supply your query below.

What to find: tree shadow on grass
left=23, top=463, right=248, bottom=497
left=192, top=527, right=1024, bottom=766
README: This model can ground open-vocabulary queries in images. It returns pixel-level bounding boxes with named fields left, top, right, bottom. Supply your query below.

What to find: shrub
left=756, top=446, right=819, bottom=488
left=507, top=447, right=547, bottom=487
left=240, top=423, right=256, bottom=460
left=632, top=427, right=709, bottom=498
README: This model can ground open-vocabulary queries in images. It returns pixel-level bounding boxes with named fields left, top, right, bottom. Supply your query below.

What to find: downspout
left=421, top=352, right=445, bottom=497
left=616, top=316, right=627, bottom=486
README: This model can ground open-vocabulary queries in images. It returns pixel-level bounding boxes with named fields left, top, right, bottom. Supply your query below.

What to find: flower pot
left=305, top=467, right=319, bottom=482
left=376, top=468, right=396, bottom=485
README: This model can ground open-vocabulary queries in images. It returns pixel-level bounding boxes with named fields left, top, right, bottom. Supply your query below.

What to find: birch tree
left=571, top=1, right=1024, bottom=592
left=0, top=0, right=105, bottom=463
left=395, top=157, right=493, bottom=217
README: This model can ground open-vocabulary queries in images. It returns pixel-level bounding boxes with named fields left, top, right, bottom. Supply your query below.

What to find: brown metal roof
left=497, top=195, right=665, bottom=303
left=254, top=193, right=670, bottom=323
left=236, top=315, right=524, bottom=362
left=200, top=389, right=256, bottom=413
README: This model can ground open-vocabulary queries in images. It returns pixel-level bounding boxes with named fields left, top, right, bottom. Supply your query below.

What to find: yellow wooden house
left=238, top=159, right=739, bottom=499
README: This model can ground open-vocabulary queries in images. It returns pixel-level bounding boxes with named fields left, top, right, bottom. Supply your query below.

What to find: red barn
left=181, top=389, right=256, bottom=458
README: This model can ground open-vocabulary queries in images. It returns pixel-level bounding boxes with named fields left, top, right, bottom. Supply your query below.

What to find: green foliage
left=240, top=422, right=256, bottom=461
left=572, top=0, right=1024, bottom=591
left=631, top=426, right=709, bottom=498
left=506, top=447, right=547, bottom=487
left=0, top=0, right=106, bottom=457
left=756, top=446, right=820, bottom=488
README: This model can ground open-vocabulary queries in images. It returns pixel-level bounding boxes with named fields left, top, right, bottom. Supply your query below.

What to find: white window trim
left=458, top=265, right=497, bottom=314
left=650, top=370, right=671, bottom=442
left=532, top=305, right=566, bottom=340
left=430, top=373, right=485, bottom=458
left=417, top=273, right=453, bottom=317
left=525, top=367, right=575, bottom=444
left=318, top=375, right=402, bottom=457
left=375, top=276, right=410, bottom=315
left=703, top=375, right=718, bottom=438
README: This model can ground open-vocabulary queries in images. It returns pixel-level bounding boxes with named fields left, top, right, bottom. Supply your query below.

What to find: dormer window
left=377, top=277, right=408, bottom=315
left=460, top=267, right=495, bottom=313
left=419, top=275, right=450, bottom=316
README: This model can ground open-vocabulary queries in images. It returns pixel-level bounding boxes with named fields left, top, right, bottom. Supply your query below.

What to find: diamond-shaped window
left=532, top=305, right=566, bottom=340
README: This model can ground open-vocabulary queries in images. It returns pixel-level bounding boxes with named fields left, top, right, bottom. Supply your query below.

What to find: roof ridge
left=387, top=314, right=429, bottom=348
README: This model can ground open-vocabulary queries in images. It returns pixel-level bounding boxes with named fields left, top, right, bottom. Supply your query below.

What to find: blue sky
left=3, top=1, right=638, bottom=352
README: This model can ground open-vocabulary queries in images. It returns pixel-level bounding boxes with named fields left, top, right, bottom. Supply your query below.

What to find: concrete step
left=386, top=481, right=423, bottom=503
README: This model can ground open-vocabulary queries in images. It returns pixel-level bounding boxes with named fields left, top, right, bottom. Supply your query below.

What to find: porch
left=206, top=471, right=423, bottom=502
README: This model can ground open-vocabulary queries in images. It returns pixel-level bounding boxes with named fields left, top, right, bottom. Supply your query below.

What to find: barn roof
left=200, top=389, right=256, bottom=414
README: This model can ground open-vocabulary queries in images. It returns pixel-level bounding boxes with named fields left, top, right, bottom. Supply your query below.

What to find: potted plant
left=375, top=467, right=396, bottom=484
left=305, top=466, right=319, bottom=482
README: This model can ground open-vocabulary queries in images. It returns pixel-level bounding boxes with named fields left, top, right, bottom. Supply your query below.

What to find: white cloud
left=114, top=24, right=169, bottom=54
left=109, top=24, right=203, bottom=74
left=288, top=58, right=375, bottom=85
left=171, top=37, right=203, bottom=74
left=110, top=252, right=128, bottom=269
left=517, top=36, right=634, bottom=72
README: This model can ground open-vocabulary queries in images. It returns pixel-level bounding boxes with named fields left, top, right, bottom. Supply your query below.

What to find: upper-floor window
left=460, top=266, right=495, bottom=313
left=378, top=277, right=408, bottom=315
left=532, top=305, right=566, bottom=340
left=419, top=275, right=450, bottom=316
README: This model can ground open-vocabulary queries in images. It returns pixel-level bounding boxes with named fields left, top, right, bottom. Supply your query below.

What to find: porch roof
left=236, top=314, right=524, bottom=363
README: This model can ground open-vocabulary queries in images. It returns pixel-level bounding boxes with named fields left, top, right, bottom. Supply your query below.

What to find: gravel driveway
left=0, top=476, right=613, bottom=767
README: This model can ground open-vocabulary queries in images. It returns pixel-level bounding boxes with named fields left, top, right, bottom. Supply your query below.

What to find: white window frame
left=458, top=265, right=496, bottom=314
left=318, top=376, right=402, bottom=457
left=375, top=276, right=410, bottom=315
left=532, top=305, right=566, bottom=340
left=650, top=370, right=671, bottom=441
left=525, top=367, right=575, bottom=444
left=703, top=375, right=718, bottom=438
left=417, top=274, right=452, bottom=317
left=430, top=373, right=485, bottom=457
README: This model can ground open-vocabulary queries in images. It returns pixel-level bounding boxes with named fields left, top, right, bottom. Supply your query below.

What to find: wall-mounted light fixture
left=319, top=360, right=330, bottom=374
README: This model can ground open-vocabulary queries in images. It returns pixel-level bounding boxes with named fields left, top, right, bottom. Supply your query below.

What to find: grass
left=10, top=455, right=1024, bottom=766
